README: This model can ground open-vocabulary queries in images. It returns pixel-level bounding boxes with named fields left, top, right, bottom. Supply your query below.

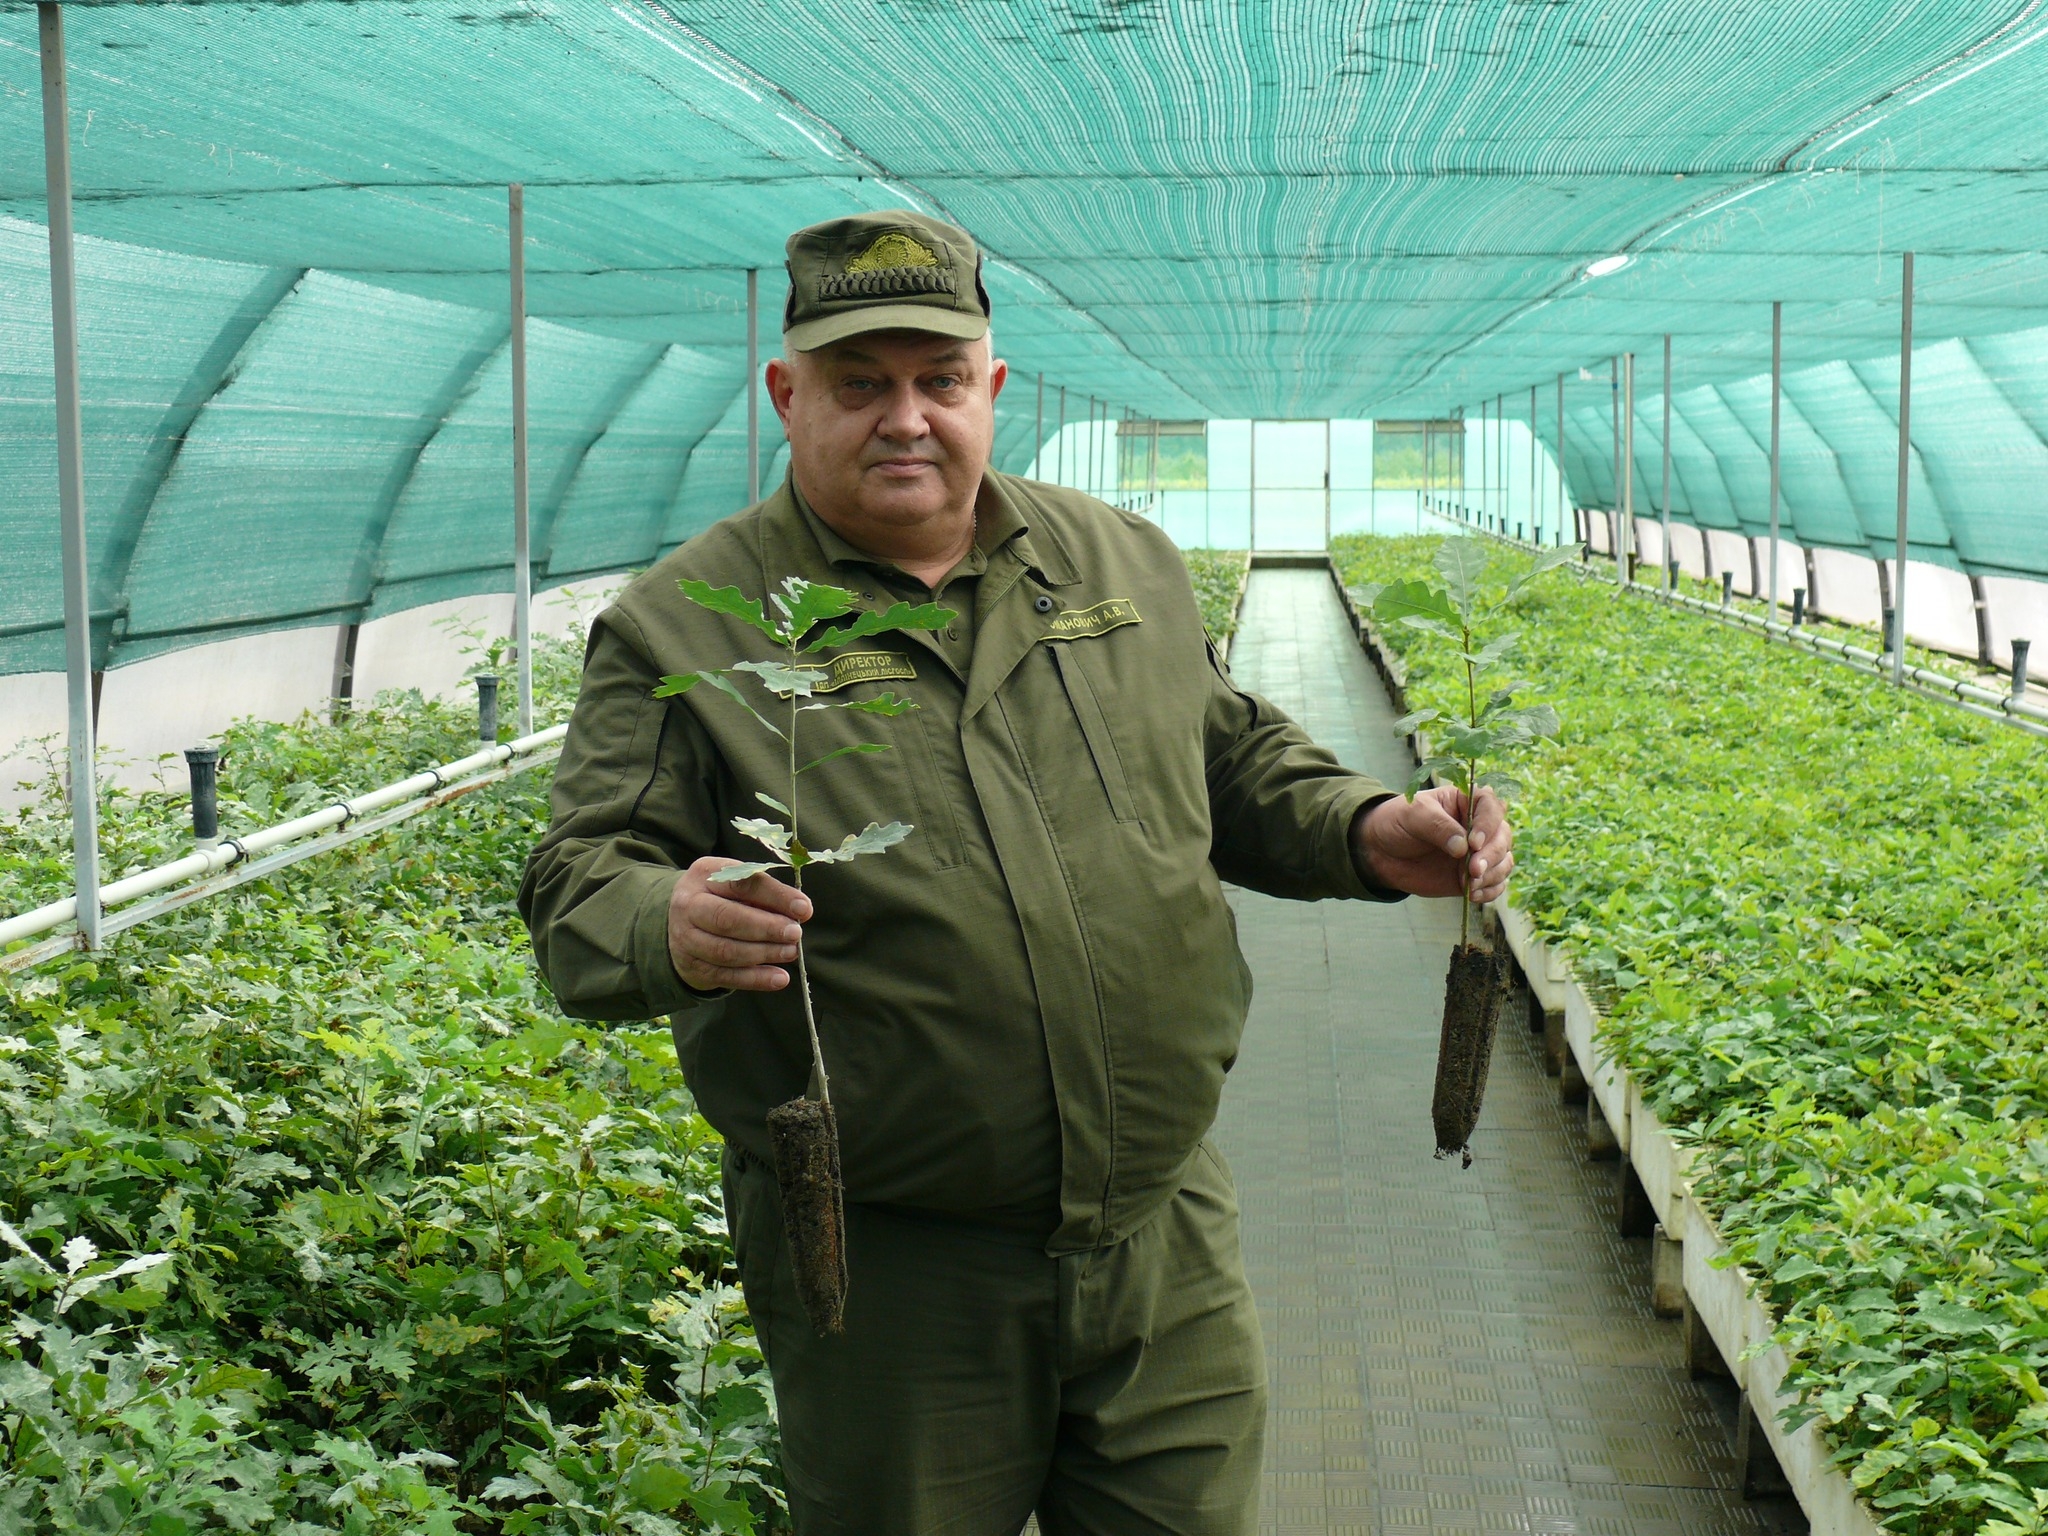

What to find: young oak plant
left=653, top=575, right=952, bottom=1335
left=1361, top=537, right=1574, bottom=1164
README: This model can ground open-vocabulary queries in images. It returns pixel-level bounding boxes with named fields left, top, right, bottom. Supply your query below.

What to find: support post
left=1555, top=372, right=1565, bottom=545
left=1661, top=334, right=1673, bottom=590
left=1892, top=252, right=1915, bottom=686
left=40, top=2, right=100, bottom=949
left=1323, top=416, right=1332, bottom=547
left=330, top=620, right=360, bottom=716
left=1650, top=1224, right=1685, bottom=1317
left=1586, top=1096, right=1619, bottom=1160
left=1093, top=396, right=1102, bottom=499
left=1609, top=355, right=1620, bottom=559
left=746, top=268, right=759, bottom=503
left=1622, top=353, right=1635, bottom=581
left=1034, top=375, right=1044, bottom=475
left=1147, top=417, right=1159, bottom=512
left=1494, top=392, right=1503, bottom=530
left=1769, top=300, right=1782, bottom=620
left=1969, top=574, right=1994, bottom=667
left=1483, top=399, right=1490, bottom=526
left=1528, top=384, right=1537, bottom=541
left=508, top=184, right=534, bottom=736
left=1057, top=386, right=1066, bottom=484
left=1249, top=419, right=1258, bottom=551
left=2013, top=639, right=2033, bottom=703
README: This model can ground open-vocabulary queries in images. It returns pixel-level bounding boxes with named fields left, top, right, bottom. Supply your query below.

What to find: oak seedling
left=655, top=575, right=952, bottom=1333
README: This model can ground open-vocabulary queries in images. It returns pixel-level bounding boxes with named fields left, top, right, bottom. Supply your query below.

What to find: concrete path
left=1214, top=566, right=1802, bottom=1536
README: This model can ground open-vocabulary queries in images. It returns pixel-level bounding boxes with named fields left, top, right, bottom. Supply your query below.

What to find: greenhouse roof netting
left=2, top=0, right=2046, bottom=670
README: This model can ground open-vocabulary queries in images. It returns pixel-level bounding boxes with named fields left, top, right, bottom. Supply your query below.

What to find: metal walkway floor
left=1213, top=567, right=1802, bottom=1536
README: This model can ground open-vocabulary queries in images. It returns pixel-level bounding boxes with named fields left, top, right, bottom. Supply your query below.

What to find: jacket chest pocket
left=1049, top=642, right=1141, bottom=825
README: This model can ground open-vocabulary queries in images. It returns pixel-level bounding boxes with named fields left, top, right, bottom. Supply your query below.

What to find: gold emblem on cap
left=846, top=232, right=939, bottom=273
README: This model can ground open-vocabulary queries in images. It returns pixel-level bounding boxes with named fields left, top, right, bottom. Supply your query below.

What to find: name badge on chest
left=811, top=650, right=918, bottom=694
left=1042, top=598, right=1142, bottom=643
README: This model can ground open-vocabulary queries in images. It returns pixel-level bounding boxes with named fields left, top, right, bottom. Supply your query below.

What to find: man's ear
left=988, top=356, right=1009, bottom=404
left=765, top=356, right=797, bottom=429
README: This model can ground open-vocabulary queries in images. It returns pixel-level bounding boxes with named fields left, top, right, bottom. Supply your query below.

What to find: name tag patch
left=1042, top=598, right=1142, bottom=642
left=812, top=650, right=917, bottom=693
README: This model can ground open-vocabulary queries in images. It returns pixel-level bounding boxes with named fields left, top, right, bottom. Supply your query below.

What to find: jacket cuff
left=1330, top=787, right=1409, bottom=903
left=631, top=868, right=733, bottom=1012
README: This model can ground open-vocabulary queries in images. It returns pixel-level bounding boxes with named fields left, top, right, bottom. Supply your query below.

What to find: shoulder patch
left=812, top=650, right=918, bottom=693
left=1041, top=598, right=1142, bottom=642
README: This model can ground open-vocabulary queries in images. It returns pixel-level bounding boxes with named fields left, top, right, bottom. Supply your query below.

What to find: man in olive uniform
left=520, top=211, right=1514, bottom=1536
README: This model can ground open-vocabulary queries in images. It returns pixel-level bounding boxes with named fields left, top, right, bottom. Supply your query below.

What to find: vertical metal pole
left=1248, top=420, right=1258, bottom=550
left=1608, top=355, right=1620, bottom=559
left=1091, top=396, right=1101, bottom=498
left=1495, top=392, right=1504, bottom=531
left=1147, top=418, right=1159, bottom=511
left=1768, top=300, right=1782, bottom=620
left=1034, top=375, right=1044, bottom=477
left=1892, top=252, right=1915, bottom=685
left=1555, top=372, right=1565, bottom=545
left=41, top=3, right=100, bottom=948
left=508, top=184, right=533, bottom=736
left=1323, top=417, right=1332, bottom=546
left=1622, top=353, right=1635, bottom=581
left=1424, top=422, right=1433, bottom=500
left=1057, top=386, right=1066, bottom=484
left=1481, top=396, right=1491, bottom=526
left=1661, top=334, right=1673, bottom=588
left=746, top=268, right=760, bottom=503
left=1528, top=385, right=1537, bottom=541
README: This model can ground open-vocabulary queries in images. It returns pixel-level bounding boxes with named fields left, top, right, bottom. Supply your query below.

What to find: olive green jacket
left=519, top=473, right=1395, bottom=1255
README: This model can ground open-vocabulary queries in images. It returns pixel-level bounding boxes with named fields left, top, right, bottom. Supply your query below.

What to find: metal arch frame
left=89, top=266, right=309, bottom=671
left=531, top=343, right=672, bottom=579
left=1654, top=384, right=1715, bottom=528
left=341, top=325, right=513, bottom=623
left=650, top=354, right=773, bottom=553
left=1946, top=338, right=2048, bottom=579
left=1663, top=388, right=1758, bottom=552
left=1829, top=356, right=1949, bottom=568
left=614, top=349, right=753, bottom=563
left=1767, top=359, right=1862, bottom=558
left=1553, top=395, right=1607, bottom=522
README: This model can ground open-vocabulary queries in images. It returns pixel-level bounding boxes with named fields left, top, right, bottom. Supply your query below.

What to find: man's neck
left=804, top=483, right=982, bottom=591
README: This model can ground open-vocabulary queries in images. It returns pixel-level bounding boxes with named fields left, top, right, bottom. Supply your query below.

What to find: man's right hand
left=666, top=857, right=812, bottom=993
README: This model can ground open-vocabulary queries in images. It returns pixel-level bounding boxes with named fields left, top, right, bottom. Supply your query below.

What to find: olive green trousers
left=723, top=1141, right=1266, bottom=1536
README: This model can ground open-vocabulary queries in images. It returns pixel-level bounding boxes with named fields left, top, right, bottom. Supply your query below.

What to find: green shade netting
left=2, top=0, right=2045, bottom=671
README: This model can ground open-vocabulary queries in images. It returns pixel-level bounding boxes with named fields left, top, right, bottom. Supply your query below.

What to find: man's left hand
left=1351, top=786, right=1514, bottom=904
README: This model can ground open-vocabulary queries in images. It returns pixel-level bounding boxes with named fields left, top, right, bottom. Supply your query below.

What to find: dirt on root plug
left=766, top=1096, right=848, bottom=1335
left=1432, top=941, right=1511, bottom=1166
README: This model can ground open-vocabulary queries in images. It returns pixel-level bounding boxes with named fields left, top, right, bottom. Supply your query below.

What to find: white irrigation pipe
left=0, top=725, right=567, bottom=969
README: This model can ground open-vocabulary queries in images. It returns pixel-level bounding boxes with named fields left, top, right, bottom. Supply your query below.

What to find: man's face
left=766, top=330, right=1008, bottom=536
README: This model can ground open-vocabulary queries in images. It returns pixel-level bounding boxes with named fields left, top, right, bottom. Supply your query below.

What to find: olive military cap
left=782, top=209, right=991, bottom=352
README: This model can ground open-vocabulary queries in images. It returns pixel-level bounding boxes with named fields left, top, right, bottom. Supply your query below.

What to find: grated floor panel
left=1211, top=567, right=1805, bottom=1536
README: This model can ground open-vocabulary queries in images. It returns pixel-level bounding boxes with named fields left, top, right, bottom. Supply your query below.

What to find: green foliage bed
left=1, top=631, right=780, bottom=1533
left=1181, top=548, right=1249, bottom=643
left=1335, top=534, right=2048, bottom=1536
left=0, top=546, right=1245, bottom=1531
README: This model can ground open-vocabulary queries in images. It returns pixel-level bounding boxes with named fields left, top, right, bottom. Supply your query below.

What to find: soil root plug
left=767, top=1095, right=848, bottom=1335
left=1431, top=939, right=1511, bottom=1166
